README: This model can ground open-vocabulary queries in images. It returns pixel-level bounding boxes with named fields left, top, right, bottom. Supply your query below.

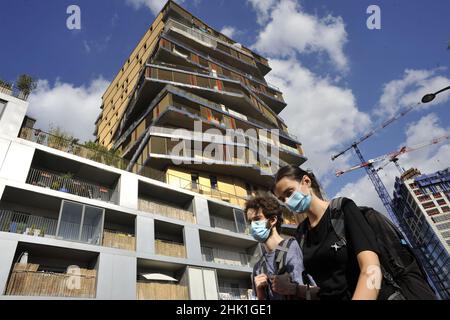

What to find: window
left=191, top=173, right=199, bottom=190
left=0, top=99, right=6, bottom=119
left=209, top=176, right=218, bottom=189
left=56, top=201, right=104, bottom=245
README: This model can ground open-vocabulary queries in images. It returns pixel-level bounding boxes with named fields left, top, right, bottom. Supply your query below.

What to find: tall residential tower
left=94, top=0, right=306, bottom=208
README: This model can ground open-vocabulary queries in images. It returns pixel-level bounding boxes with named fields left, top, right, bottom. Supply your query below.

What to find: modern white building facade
left=0, top=90, right=260, bottom=300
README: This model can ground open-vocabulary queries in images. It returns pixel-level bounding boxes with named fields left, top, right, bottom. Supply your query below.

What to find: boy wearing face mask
left=245, top=194, right=316, bottom=300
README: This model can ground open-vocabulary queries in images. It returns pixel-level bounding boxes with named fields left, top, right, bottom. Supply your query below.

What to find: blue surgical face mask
left=250, top=220, right=271, bottom=243
left=286, top=190, right=312, bottom=213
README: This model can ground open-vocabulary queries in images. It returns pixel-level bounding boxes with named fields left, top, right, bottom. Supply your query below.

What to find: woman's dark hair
left=244, top=194, right=284, bottom=233
left=273, top=165, right=323, bottom=199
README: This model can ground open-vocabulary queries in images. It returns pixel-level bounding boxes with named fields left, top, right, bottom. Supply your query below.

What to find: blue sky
left=1, top=0, right=449, bottom=210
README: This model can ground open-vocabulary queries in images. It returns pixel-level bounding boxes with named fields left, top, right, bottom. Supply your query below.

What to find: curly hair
left=244, top=194, right=285, bottom=233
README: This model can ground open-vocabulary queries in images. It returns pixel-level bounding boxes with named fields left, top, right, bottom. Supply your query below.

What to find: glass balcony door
left=56, top=200, right=104, bottom=245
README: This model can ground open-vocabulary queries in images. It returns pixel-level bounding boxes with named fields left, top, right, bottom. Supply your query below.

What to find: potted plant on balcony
left=39, top=228, right=46, bottom=237
left=59, top=172, right=73, bottom=193
left=16, top=223, right=27, bottom=235
left=15, top=74, right=37, bottom=100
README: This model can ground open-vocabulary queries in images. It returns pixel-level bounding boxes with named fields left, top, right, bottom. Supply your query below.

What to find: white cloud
left=336, top=113, right=450, bottom=212
left=125, top=0, right=184, bottom=15
left=376, top=68, right=450, bottom=117
left=27, top=77, right=109, bottom=142
left=251, top=0, right=348, bottom=71
left=247, top=0, right=277, bottom=25
left=269, top=58, right=370, bottom=180
left=220, top=26, right=236, bottom=39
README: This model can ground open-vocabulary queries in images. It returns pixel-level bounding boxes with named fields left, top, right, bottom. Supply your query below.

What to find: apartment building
left=393, top=168, right=450, bottom=299
left=93, top=0, right=306, bottom=208
left=0, top=1, right=313, bottom=300
left=0, top=90, right=262, bottom=299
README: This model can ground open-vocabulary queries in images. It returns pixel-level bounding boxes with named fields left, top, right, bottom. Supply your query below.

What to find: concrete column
left=136, top=216, right=155, bottom=255
left=0, top=93, right=28, bottom=140
left=0, top=240, right=18, bottom=295
left=0, top=138, right=11, bottom=171
left=118, top=172, right=138, bottom=210
left=96, top=253, right=136, bottom=300
left=184, top=226, right=202, bottom=262
left=0, top=142, right=34, bottom=183
left=0, top=183, right=5, bottom=200
left=193, top=196, right=210, bottom=227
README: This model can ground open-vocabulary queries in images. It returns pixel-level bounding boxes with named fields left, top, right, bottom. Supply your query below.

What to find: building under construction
left=393, top=168, right=450, bottom=299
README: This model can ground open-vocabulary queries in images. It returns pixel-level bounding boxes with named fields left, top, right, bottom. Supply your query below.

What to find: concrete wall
left=118, top=172, right=139, bottom=210
left=136, top=216, right=155, bottom=255
left=0, top=93, right=28, bottom=140
left=184, top=226, right=202, bottom=262
left=193, top=196, right=210, bottom=227
left=0, top=142, right=34, bottom=183
left=96, top=253, right=137, bottom=299
left=0, top=240, right=18, bottom=295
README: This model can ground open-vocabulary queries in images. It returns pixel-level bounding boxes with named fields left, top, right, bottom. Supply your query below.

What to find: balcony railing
left=5, top=263, right=96, bottom=298
left=0, top=209, right=135, bottom=250
left=155, top=239, right=187, bottom=258
left=26, top=167, right=114, bottom=203
left=138, top=198, right=196, bottom=224
left=102, top=229, right=136, bottom=251
left=0, top=209, right=58, bottom=237
left=165, top=19, right=257, bottom=68
left=218, top=286, right=253, bottom=300
left=201, top=246, right=251, bottom=267
left=137, top=281, right=189, bottom=300
left=0, top=83, right=28, bottom=101
left=19, top=126, right=129, bottom=170
left=19, top=126, right=249, bottom=207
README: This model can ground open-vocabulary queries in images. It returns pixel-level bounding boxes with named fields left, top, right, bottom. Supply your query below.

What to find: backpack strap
left=275, top=238, right=295, bottom=275
left=329, top=197, right=347, bottom=247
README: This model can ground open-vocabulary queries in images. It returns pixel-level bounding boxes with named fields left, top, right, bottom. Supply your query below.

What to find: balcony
left=138, top=180, right=196, bottom=223
left=0, top=82, right=29, bottom=101
left=26, top=167, right=114, bottom=203
left=5, top=242, right=98, bottom=298
left=218, top=286, right=253, bottom=300
left=201, top=246, right=252, bottom=267
left=208, top=201, right=249, bottom=235
left=136, top=260, right=190, bottom=300
left=0, top=209, right=58, bottom=238
left=164, top=19, right=260, bottom=75
left=6, top=263, right=96, bottom=298
left=137, top=281, right=189, bottom=300
left=155, top=239, right=187, bottom=258
left=102, top=229, right=135, bottom=251
left=138, top=198, right=196, bottom=223
left=154, top=220, right=186, bottom=258
left=19, top=126, right=129, bottom=170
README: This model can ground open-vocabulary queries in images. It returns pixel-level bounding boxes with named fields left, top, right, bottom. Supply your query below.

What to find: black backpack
left=297, top=197, right=437, bottom=300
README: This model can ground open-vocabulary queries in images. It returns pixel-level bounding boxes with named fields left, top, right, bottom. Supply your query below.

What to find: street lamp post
left=421, top=86, right=450, bottom=103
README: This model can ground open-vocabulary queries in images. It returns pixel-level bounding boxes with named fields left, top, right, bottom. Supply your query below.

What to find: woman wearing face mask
left=272, top=165, right=382, bottom=300
left=245, top=194, right=318, bottom=300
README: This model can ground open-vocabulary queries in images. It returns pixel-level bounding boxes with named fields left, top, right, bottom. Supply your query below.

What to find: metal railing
left=138, top=198, right=196, bottom=224
left=0, top=209, right=58, bottom=236
left=19, top=126, right=129, bottom=170
left=0, top=83, right=28, bottom=101
left=19, top=126, right=249, bottom=206
left=218, top=287, right=253, bottom=300
left=155, top=239, right=187, bottom=258
left=201, top=246, right=251, bottom=267
left=26, top=167, right=114, bottom=203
